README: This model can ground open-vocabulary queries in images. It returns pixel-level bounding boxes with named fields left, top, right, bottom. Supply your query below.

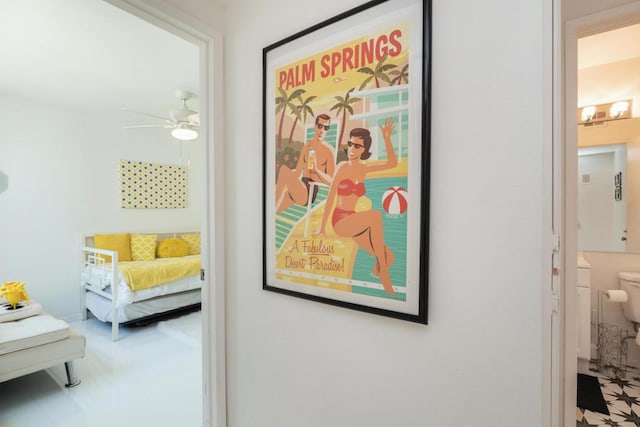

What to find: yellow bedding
left=118, top=255, right=201, bottom=291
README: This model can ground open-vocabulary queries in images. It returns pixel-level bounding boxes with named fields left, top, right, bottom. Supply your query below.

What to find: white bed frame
left=80, top=232, right=200, bottom=341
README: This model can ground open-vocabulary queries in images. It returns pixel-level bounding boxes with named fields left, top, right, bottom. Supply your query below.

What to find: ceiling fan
left=123, top=90, right=200, bottom=141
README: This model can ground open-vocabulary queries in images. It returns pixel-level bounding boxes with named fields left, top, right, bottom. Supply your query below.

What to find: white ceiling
left=0, top=0, right=199, bottom=121
left=6, top=1, right=630, bottom=121
left=578, top=23, right=640, bottom=69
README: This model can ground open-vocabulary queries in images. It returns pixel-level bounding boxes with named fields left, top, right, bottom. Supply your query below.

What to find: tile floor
left=0, top=312, right=203, bottom=427
left=577, top=365, right=640, bottom=426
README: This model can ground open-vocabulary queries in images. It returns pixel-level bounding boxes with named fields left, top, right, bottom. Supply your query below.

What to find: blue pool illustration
left=351, top=176, right=408, bottom=301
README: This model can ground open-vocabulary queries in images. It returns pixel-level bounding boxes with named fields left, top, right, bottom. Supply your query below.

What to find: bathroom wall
left=564, top=0, right=639, bottom=21
left=578, top=57, right=640, bottom=118
left=583, top=251, right=640, bottom=366
left=628, top=137, right=640, bottom=251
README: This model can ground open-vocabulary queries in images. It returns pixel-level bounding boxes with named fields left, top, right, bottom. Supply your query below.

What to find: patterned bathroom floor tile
left=577, top=365, right=640, bottom=426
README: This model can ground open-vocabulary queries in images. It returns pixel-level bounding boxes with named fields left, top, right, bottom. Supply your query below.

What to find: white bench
left=0, top=304, right=85, bottom=387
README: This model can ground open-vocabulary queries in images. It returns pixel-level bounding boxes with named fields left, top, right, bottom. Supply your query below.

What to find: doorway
left=562, top=3, right=640, bottom=426
left=107, top=2, right=227, bottom=426
left=0, top=0, right=225, bottom=425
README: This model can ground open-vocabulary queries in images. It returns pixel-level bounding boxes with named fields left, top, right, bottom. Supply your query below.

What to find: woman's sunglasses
left=316, top=123, right=330, bottom=131
left=347, top=140, right=365, bottom=150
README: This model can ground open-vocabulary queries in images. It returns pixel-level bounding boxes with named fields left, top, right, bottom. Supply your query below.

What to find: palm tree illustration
left=287, top=95, right=316, bottom=145
left=275, top=87, right=305, bottom=148
left=357, top=53, right=397, bottom=90
left=330, top=87, right=361, bottom=147
left=390, top=64, right=409, bottom=86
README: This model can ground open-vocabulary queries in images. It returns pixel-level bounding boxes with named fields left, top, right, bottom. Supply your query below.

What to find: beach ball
left=382, top=186, right=408, bottom=215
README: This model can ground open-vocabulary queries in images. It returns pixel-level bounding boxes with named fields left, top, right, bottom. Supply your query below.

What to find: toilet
left=619, top=272, right=640, bottom=332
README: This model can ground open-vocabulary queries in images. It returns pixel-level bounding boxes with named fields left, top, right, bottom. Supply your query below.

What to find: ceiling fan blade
left=123, top=124, right=175, bottom=129
left=122, top=107, right=173, bottom=123
left=171, top=108, right=198, bottom=123
left=188, top=113, right=200, bottom=126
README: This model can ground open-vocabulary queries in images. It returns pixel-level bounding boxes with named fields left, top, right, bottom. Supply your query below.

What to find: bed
left=80, top=231, right=202, bottom=341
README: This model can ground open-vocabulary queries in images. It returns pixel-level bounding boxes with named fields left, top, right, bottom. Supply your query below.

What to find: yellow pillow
left=156, top=237, right=190, bottom=258
left=130, top=234, right=157, bottom=261
left=180, top=233, right=201, bottom=255
left=94, top=233, right=132, bottom=263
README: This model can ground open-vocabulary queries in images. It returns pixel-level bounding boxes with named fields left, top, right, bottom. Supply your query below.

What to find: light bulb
left=581, top=105, right=596, bottom=122
left=171, top=124, right=198, bottom=141
left=610, top=101, right=629, bottom=119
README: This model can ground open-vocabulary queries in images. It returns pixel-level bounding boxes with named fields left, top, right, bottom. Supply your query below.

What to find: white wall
left=0, top=95, right=200, bottom=320
left=223, top=0, right=545, bottom=426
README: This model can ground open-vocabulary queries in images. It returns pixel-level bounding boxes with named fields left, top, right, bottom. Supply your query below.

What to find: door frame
left=104, top=1, right=227, bottom=426
left=544, top=1, right=562, bottom=425
left=561, top=3, right=640, bottom=426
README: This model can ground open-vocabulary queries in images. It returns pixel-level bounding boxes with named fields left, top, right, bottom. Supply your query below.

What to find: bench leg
left=64, top=361, right=81, bottom=387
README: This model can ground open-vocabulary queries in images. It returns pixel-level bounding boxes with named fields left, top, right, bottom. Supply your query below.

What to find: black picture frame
left=262, top=0, right=430, bottom=324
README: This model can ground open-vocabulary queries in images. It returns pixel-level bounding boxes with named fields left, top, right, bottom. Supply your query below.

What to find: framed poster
left=263, top=0, right=430, bottom=323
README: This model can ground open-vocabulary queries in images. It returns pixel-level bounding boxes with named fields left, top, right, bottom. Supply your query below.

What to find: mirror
left=578, top=144, right=627, bottom=252
left=578, top=118, right=640, bottom=252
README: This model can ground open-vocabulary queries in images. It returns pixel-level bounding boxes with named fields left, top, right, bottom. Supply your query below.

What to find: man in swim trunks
left=275, top=113, right=336, bottom=212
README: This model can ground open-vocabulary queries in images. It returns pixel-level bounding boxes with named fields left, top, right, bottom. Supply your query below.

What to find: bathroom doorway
left=563, top=3, right=640, bottom=426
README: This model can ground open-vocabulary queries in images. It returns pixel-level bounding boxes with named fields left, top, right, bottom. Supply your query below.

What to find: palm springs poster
left=263, top=0, right=430, bottom=323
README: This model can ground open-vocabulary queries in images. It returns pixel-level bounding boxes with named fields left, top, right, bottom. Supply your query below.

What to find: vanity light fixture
left=171, top=123, right=198, bottom=141
left=578, top=99, right=632, bottom=126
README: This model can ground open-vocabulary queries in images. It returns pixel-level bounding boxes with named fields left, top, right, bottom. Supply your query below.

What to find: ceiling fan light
left=171, top=124, right=198, bottom=141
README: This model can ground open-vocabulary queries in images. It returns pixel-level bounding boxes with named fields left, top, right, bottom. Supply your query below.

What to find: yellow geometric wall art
left=120, top=160, right=187, bottom=209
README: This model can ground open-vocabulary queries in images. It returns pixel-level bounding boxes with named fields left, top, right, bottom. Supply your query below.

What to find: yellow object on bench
left=0, top=281, right=30, bottom=310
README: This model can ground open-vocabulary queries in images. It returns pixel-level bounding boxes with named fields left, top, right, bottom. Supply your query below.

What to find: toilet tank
left=619, top=271, right=640, bottom=323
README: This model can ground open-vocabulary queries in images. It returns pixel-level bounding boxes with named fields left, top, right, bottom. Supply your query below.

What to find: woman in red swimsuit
left=317, top=117, right=398, bottom=294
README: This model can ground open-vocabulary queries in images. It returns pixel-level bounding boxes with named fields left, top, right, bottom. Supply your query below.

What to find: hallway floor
left=577, top=366, right=640, bottom=426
